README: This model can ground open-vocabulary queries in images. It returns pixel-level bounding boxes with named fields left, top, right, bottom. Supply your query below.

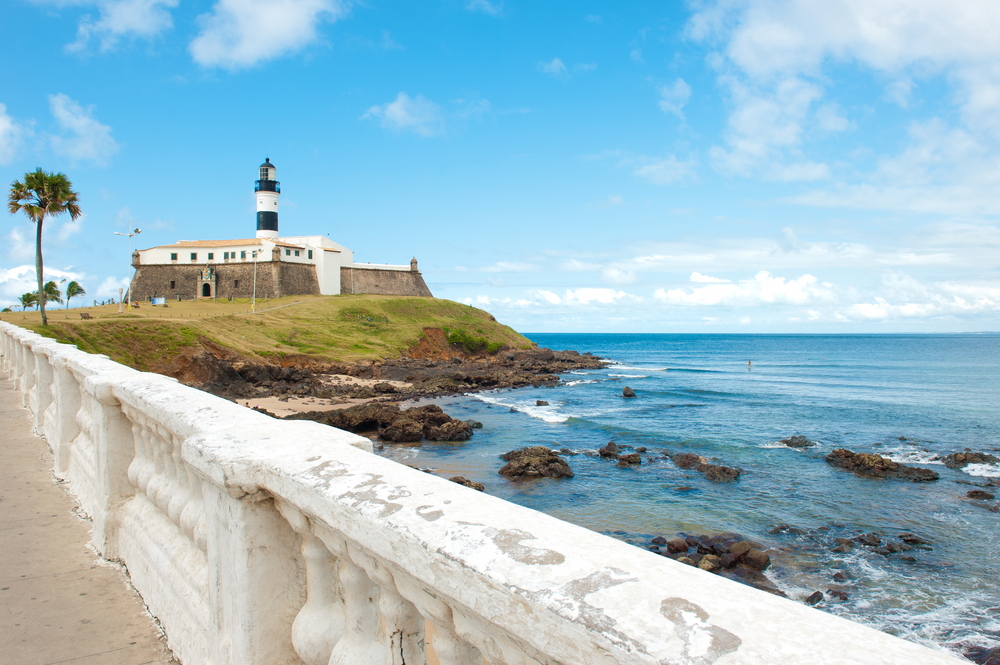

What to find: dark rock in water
left=898, top=532, right=932, bottom=546
left=559, top=447, right=578, bottom=455
left=805, top=591, right=823, bottom=605
left=944, top=450, right=1000, bottom=469
left=830, top=544, right=852, bottom=553
left=832, top=571, right=849, bottom=582
left=769, top=523, right=806, bottom=535
left=509, top=407, right=518, bottom=413
left=449, top=476, right=485, bottom=491
left=719, top=553, right=736, bottom=568
left=616, top=453, right=642, bottom=467
left=666, top=538, right=688, bottom=554
left=464, top=419, right=484, bottom=429
left=743, top=548, right=771, bottom=571
left=598, top=441, right=621, bottom=458
left=826, top=448, right=940, bottom=481
left=718, top=566, right=786, bottom=597
left=535, top=400, right=549, bottom=406
left=622, top=386, right=637, bottom=398
left=672, top=453, right=743, bottom=483
left=288, top=402, right=474, bottom=442
left=651, top=536, right=667, bottom=546
left=857, top=532, right=882, bottom=547
left=498, top=446, right=574, bottom=479
left=676, top=556, right=695, bottom=566
left=779, top=435, right=816, bottom=448
left=635, top=446, right=647, bottom=453
left=674, top=486, right=694, bottom=492
left=963, top=645, right=1000, bottom=665
left=967, top=490, right=996, bottom=500
left=379, top=418, right=425, bottom=442
left=698, top=555, right=723, bottom=572
left=729, top=541, right=752, bottom=559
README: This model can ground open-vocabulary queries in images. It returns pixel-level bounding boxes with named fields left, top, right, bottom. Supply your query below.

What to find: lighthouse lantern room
left=255, top=157, right=280, bottom=239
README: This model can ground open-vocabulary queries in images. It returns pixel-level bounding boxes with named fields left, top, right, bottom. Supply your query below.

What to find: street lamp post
left=251, top=250, right=258, bottom=313
left=114, top=226, right=142, bottom=312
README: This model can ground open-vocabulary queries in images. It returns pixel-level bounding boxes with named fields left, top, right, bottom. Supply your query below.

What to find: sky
left=3, top=0, right=1000, bottom=332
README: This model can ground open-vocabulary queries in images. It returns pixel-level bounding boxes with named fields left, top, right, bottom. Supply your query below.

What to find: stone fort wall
left=130, top=262, right=320, bottom=300
left=340, top=267, right=432, bottom=297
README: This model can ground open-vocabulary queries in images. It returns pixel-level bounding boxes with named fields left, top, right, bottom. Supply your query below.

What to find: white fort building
left=130, top=159, right=432, bottom=300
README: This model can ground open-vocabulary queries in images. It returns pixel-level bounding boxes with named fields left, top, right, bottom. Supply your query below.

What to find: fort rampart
left=0, top=322, right=965, bottom=665
left=340, top=266, right=433, bottom=297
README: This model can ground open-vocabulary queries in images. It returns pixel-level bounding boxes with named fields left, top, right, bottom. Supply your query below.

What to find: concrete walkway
left=0, top=380, right=177, bottom=665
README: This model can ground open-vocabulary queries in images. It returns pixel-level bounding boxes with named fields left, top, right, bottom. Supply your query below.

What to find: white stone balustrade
left=0, top=321, right=967, bottom=665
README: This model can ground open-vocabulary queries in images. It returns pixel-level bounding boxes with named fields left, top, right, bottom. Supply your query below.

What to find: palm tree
left=65, top=281, right=85, bottom=309
left=18, top=292, right=37, bottom=311
left=8, top=169, right=81, bottom=325
left=43, top=281, right=63, bottom=306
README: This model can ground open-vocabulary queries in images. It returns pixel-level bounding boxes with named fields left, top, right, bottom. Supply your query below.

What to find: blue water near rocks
left=376, top=334, right=1000, bottom=660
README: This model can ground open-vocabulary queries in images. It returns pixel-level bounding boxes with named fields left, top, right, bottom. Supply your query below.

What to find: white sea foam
left=568, top=370, right=593, bottom=375
left=472, top=394, right=573, bottom=423
left=758, top=441, right=817, bottom=451
left=564, top=379, right=599, bottom=386
left=608, top=373, right=649, bottom=379
left=964, top=462, right=1000, bottom=478
left=882, top=449, right=944, bottom=465
left=607, top=364, right=668, bottom=372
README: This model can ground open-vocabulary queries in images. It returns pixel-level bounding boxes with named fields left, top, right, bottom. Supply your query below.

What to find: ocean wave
left=881, top=449, right=944, bottom=465
left=758, top=441, right=818, bottom=451
left=964, top=462, right=1000, bottom=478
left=471, top=394, right=573, bottom=423
left=608, top=373, right=649, bottom=378
left=564, top=379, right=599, bottom=386
left=607, top=364, right=668, bottom=372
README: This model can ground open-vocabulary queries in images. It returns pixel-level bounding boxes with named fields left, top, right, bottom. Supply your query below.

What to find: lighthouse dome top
left=259, top=158, right=275, bottom=169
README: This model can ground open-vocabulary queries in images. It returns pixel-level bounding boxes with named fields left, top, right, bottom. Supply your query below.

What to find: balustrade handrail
left=0, top=321, right=966, bottom=665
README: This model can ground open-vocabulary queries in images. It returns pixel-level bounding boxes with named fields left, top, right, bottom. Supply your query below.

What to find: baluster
left=349, top=549, right=426, bottom=665
left=275, top=502, right=346, bottom=665
left=393, top=574, right=482, bottom=665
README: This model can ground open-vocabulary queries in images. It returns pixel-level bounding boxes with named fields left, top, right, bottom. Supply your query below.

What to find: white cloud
left=48, top=93, right=119, bottom=165
left=7, top=229, right=34, bottom=262
left=535, top=290, right=561, bottom=304
left=466, top=0, right=503, bottom=16
left=601, top=267, right=638, bottom=285
left=559, top=259, right=599, bottom=272
left=67, top=0, right=178, bottom=52
left=481, top=261, right=537, bottom=273
left=689, top=0, right=1000, bottom=203
left=564, top=288, right=631, bottom=305
left=190, top=0, right=345, bottom=69
left=362, top=92, right=444, bottom=137
left=656, top=270, right=836, bottom=306
left=631, top=154, right=697, bottom=185
left=690, top=272, right=730, bottom=283
left=538, top=58, right=567, bottom=77
left=55, top=213, right=86, bottom=242
left=658, top=78, right=691, bottom=119
left=0, top=103, right=29, bottom=165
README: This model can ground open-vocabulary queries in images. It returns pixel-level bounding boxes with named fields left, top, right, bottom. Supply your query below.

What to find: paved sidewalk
left=0, top=379, right=178, bottom=665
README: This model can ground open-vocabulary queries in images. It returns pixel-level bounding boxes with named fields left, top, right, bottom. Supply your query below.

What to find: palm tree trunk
left=35, top=215, right=46, bottom=326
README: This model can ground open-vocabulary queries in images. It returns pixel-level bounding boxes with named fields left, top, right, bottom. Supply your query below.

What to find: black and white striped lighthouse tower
left=255, top=158, right=280, bottom=239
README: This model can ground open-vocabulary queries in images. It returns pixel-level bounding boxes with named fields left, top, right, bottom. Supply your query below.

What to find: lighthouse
left=255, top=158, right=280, bottom=239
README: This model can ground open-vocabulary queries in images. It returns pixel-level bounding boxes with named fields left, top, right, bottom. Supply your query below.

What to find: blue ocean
left=376, top=334, right=1000, bottom=660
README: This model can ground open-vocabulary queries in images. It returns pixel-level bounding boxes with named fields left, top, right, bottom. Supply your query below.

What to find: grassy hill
left=1, top=295, right=533, bottom=372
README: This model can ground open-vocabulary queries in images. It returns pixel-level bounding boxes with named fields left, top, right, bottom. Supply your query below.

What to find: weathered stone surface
left=622, top=386, right=636, bottom=398
left=287, top=402, right=474, bottom=442
left=598, top=442, right=621, bottom=458
left=967, top=489, right=996, bottom=500
left=666, top=538, right=688, bottom=554
left=779, top=435, right=816, bottom=448
left=498, top=447, right=574, bottom=479
left=805, top=591, right=823, bottom=605
left=944, top=450, right=1000, bottom=469
left=671, top=453, right=743, bottom=483
left=698, top=555, right=722, bottom=572
left=536, top=400, right=549, bottom=406
left=449, top=476, right=485, bottom=491
left=826, top=448, right=939, bottom=481
left=743, top=548, right=771, bottom=571
left=616, top=453, right=641, bottom=467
